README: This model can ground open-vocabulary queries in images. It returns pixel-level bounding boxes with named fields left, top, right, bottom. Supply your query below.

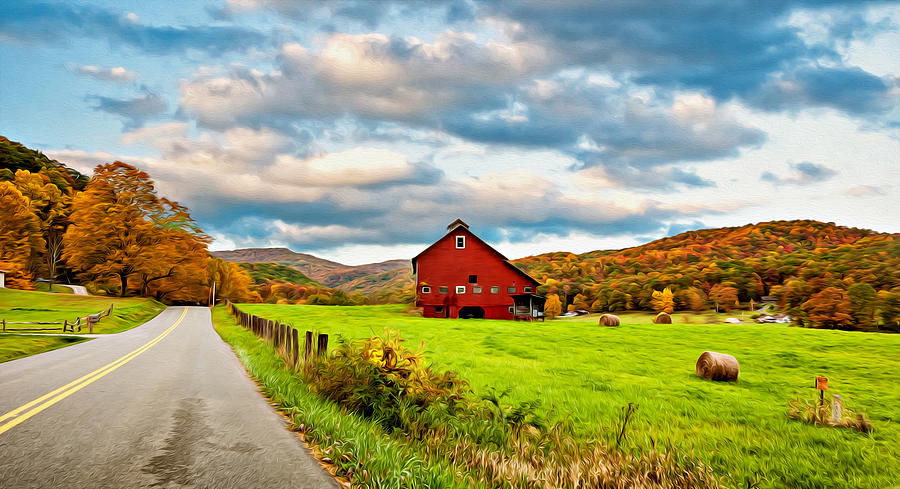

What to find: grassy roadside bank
left=0, top=288, right=165, bottom=334
left=210, top=306, right=474, bottom=488
left=0, top=335, right=90, bottom=363
left=0, top=288, right=166, bottom=361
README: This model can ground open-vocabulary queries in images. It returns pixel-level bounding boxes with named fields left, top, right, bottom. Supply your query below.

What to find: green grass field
left=233, top=304, right=900, bottom=489
left=0, top=288, right=165, bottom=361
left=0, top=288, right=165, bottom=334
left=0, top=335, right=90, bottom=363
left=33, top=282, right=75, bottom=294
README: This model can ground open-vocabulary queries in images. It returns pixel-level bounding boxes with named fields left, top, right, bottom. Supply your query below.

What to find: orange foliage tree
left=62, top=162, right=209, bottom=297
left=708, top=283, right=738, bottom=312
left=801, top=287, right=853, bottom=329
left=0, top=181, right=44, bottom=288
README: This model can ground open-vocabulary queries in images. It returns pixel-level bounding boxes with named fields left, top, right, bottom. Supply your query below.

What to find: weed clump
left=788, top=395, right=873, bottom=433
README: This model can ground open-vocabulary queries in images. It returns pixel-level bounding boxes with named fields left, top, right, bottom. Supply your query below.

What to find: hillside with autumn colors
left=513, top=220, right=900, bottom=331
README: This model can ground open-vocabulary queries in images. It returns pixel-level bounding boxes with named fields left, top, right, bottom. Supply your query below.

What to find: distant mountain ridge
left=211, top=247, right=410, bottom=291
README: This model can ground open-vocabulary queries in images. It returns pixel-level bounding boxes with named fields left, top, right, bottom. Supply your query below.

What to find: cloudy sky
left=1, top=1, right=898, bottom=264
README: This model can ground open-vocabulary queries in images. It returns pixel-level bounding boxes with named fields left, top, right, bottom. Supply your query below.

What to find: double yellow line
left=0, top=307, right=188, bottom=436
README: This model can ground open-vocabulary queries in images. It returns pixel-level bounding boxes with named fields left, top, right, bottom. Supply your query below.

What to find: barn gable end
left=413, top=220, right=543, bottom=320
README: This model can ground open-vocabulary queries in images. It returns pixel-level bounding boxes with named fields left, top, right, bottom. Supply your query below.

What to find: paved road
left=0, top=306, right=339, bottom=489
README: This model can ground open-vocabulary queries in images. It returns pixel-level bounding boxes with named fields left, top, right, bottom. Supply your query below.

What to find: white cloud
left=69, top=64, right=138, bottom=82
left=268, top=147, right=416, bottom=186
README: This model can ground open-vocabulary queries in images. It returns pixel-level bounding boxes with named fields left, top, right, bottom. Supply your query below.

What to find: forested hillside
left=514, top=220, right=899, bottom=331
left=0, top=136, right=88, bottom=192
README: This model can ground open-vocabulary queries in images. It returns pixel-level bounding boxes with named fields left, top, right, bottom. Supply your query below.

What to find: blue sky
left=1, top=0, right=898, bottom=264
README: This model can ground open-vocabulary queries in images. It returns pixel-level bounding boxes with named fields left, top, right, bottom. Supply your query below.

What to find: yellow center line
left=0, top=307, right=188, bottom=436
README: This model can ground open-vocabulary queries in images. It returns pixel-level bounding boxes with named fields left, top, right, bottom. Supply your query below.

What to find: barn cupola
left=446, top=218, right=469, bottom=231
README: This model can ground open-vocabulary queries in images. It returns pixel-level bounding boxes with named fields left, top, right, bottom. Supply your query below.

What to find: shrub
left=302, top=330, right=470, bottom=432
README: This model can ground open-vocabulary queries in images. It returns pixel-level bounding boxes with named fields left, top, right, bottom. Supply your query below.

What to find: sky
left=1, top=1, right=898, bottom=265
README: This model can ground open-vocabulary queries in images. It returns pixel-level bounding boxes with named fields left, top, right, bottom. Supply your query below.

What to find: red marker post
left=815, top=376, right=828, bottom=407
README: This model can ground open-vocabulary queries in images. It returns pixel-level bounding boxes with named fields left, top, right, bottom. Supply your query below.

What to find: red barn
left=412, top=219, right=545, bottom=320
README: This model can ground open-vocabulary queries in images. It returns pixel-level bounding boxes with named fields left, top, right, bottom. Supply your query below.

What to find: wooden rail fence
left=1, top=304, right=114, bottom=334
left=225, top=301, right=327, bottom=369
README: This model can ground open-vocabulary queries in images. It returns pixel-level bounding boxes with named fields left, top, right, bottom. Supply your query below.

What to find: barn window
left=439, top=286, right=448, bottom=294
left=421, top=286, right=431, bottom=293
left=508, top=306, right=514, bottom=313
left=473, top=286, right=482, bottom=294
left=434, top=306, right=443, bottom=313
left=523, top=286, right=532, bottom=293
left=468, top=274, right=477, bottom=283
left=456, top=236, right=465, bottom=248
left=456, top=286, right=466, bottom=294
left=507, top=286, right=516, bottom=293
left=490, top=286, right=499, bottom=294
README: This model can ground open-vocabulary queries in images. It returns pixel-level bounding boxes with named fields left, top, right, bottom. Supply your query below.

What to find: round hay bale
left=598, top=314, right=620, bottom=326
left=695, top=351, right=739, bottom=381
left=653, top=312, right=672, bottom=324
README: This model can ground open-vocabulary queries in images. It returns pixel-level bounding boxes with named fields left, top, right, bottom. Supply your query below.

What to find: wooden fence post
left=89, top=316, right=94, bottom=334
left=3, top=318, right=7, bottom=332
left=291, top=328, right=299, bottom=367
left=317, top=333, right=328, bottom=357
left=305, top=331, right=313, bottom=361
left=63, top=319, right=68, bottom=332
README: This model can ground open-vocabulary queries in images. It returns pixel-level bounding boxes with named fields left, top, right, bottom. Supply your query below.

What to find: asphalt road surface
left=0, top=306, right=339, bottom=489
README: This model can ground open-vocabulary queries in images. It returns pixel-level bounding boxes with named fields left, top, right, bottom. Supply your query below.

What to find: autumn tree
left=650, top=286, right=675, bottom=313
left=571, top=293, right=591, bottom=311
left=684, top=286, right=708, bottom=311
left=801, top=287, right=854, bottom=330
left=544, top=294, right=562, bottom=319
left=0, top=182, right=44, bottom=288
left=63, top=162, right=209, bottom=297
left=607, top=289, right=628, bottom=312
left=13, top=170, right=72, bottom=283
left=876, top=288, right=900, bottom=332
left=708, top=283, right=738, bottom=312
left=847, top=283, right=877, bottom=330
left=208, top=257, right=258, bottom=303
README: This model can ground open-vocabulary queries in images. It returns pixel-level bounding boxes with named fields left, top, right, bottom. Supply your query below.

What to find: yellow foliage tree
left=0, top=182, right=44, bottom=288
left=208, top=257, right=259, bottom=303
left=13, top=170, right=71, bottom=283
left=544, top=294, right=562, bottom=319
left=650, top=286, right=675, bottom=313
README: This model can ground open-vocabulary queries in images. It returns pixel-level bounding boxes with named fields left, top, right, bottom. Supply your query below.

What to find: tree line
left=516, top=220, right=900, bottom=331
